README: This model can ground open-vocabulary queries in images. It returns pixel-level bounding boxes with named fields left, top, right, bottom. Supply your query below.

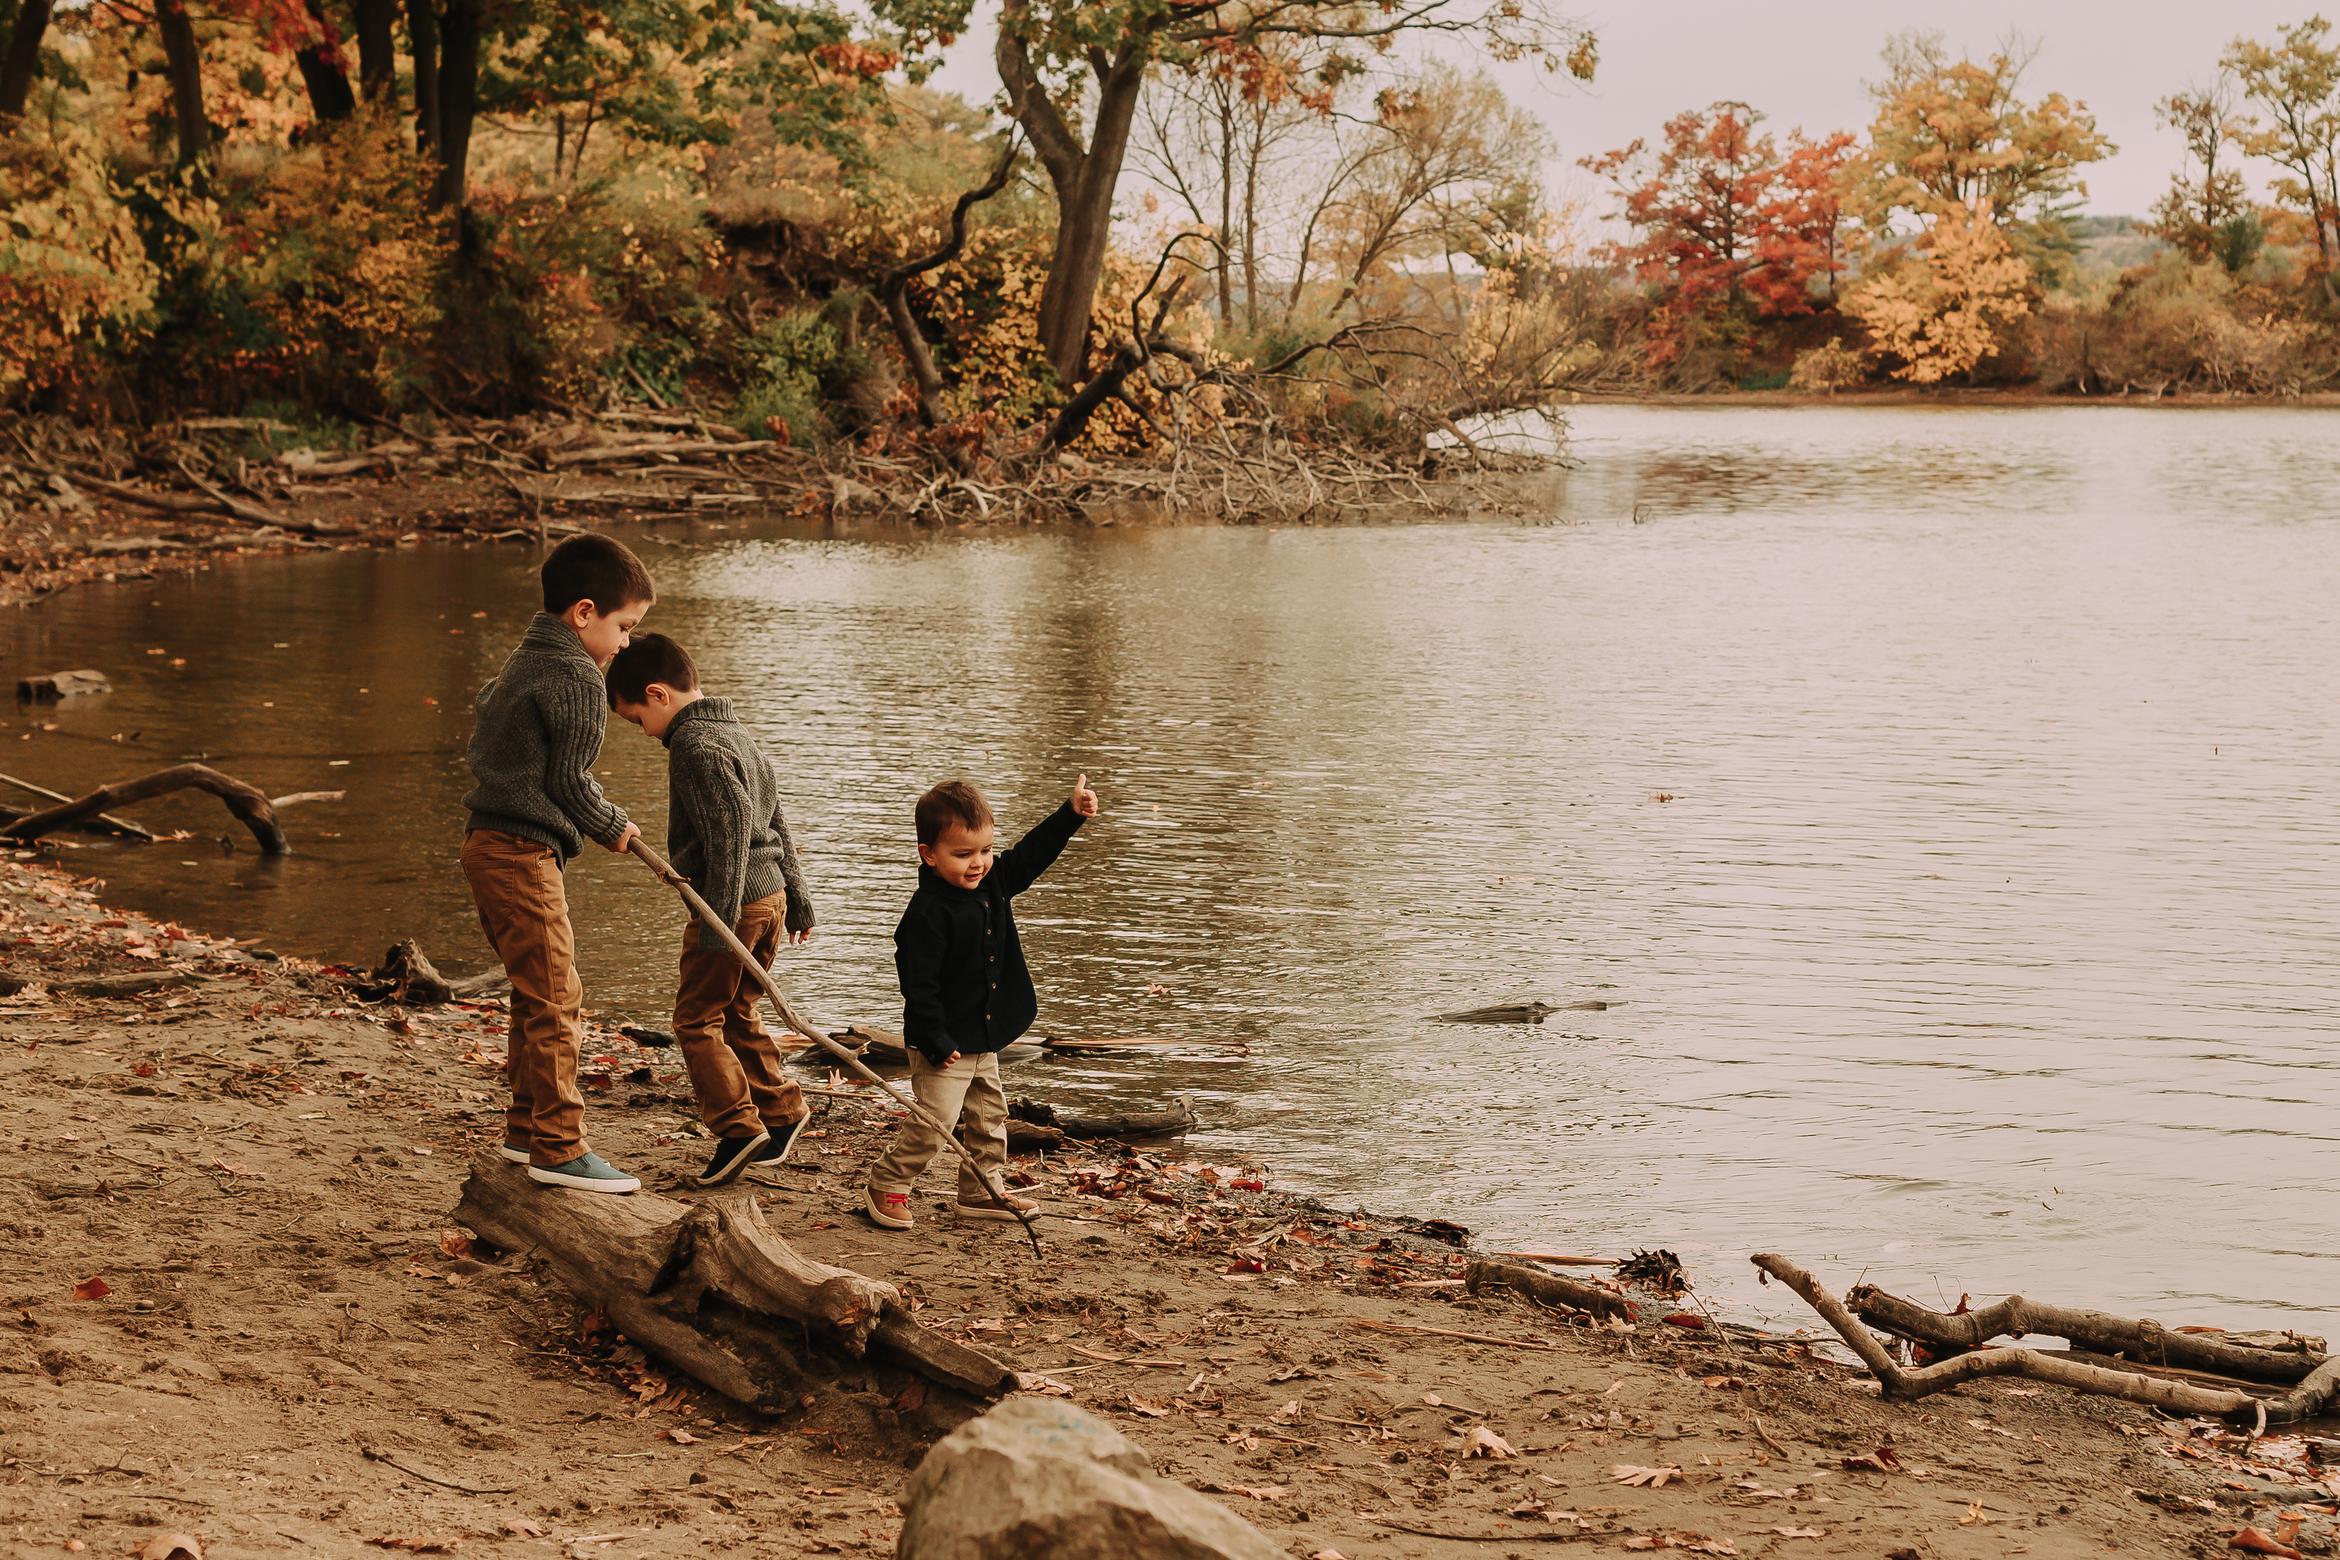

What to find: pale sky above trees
left=925, top=0, right=2322, bottom=224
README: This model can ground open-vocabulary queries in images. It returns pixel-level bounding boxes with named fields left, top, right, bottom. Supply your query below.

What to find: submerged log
left=453, top=1152, right=1013, bottom=1408
left=1432, top=999, right=1609, bottom=1023
left=1848, top=1284, right=2326, bottom=1385
left=0, top=770, right=152, bottom=840
left=1755, top=1253, right=2340, bottom=1427
left=0, top=763, right=288, bottom=854
left=1008, top=1097, right=1198, bottom=1141
left=1465, top=1258, right=1636, bottom=1325
left=16, top=670, right=110, bottom=701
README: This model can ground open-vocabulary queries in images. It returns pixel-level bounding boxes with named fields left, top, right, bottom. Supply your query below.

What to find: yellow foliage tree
left=0, top=121, right=163, bottom=405
left=1845, top=205, right=2033, bottom=383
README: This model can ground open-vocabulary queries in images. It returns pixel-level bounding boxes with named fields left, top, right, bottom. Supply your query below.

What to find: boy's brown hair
left=915, top=780, right=994, bottom=845
left=541, top=534, right=655, bottom=616
left=605, top=633, right=699, bottom=709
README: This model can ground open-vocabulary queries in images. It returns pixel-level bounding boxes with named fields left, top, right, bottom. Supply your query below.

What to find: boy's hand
left=1070, top=772, right=1100, bottom=817
left=943, top=1050, right=961, bottom=1069
left=608, top=821, right=641, bottom=855
left=787, top=927, right=812, bottom=946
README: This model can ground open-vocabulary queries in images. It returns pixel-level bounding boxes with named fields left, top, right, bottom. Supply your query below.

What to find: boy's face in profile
left=919, top=819, right=996, bottom=890
left=566, top=596, right=650, bottom=667
left=612, top=685, right=685, bottom=741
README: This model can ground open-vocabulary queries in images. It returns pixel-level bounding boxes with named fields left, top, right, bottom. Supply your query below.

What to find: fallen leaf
left=664, top=1428, right=699, bottom=1444
left=71, top=1276, right=110, bottom=1302
left=1661, top=1312, right=1708, bottom=1330
left=1126, top=1395, right=1171, bottom=1417
left=438, top=1230, right=474, bottom=1261
left=1225, top=1484, right=1287, bottom=1501
left=1959, top=1500, right=1989, bottom=1525
left=1464, top=1425, right=1516, bottom=1460
left=500, top=1520, right=542, bottom=1538
left=2231, top=1527, right=2305, bottom=1559
left=1275, top=1399, right=1305, bottom=1422
left=1012, top=1374, right=1073, bottom=1396
left=139, top=1538, right=202, bottom=1560
left=1613, top=1463, right=1682, bottom=1488
left=1841, top=1445, right=1904, bottom=1473
left=2275, top=1513, right=2306, bottom=1546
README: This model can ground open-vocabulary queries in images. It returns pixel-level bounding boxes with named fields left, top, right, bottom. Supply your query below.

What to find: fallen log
left=1432, top=1000, right=1609, bottom=1023
left=1465, top=1258, right=1636, bottom=1325
left=1008, top=1097, right=1198, bottom=1141
left=1754, top=1253, right=2340, bottom=1427
left=1, top=763, right=288, bottom=854
left=0, top=770, right=153, bottom=840
left=1848, top=1284, right=2326, bottom=1386
left=16, top=670, right=111, bottom=701
left=453, top=1152, right=1014, bottom=1407
left=354, top=939, right=505, bottom=1003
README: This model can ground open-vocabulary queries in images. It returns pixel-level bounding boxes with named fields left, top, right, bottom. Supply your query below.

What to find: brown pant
left=866, top=1049, right=1008, bottom=1203
left=674, top=895, right=807, bottom=1140
left=460, top=829, right=588, bottom=1167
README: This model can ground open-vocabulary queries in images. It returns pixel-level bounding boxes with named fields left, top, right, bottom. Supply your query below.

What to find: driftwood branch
left=1753, top=1254, right=2340, bottom=1426
left=1, top=764, right=288, bottom=854
left=1848, top=1284, right=2326, bottom=1385
left=452, top=1153, right=1013, bottom=1407
left=0, top=770, right=154, bottom=840
left=1466, top=1258, right=1636, bottom=1325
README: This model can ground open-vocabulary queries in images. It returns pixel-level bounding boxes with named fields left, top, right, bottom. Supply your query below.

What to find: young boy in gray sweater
left=608, top=633, right=818, bottom=1186
left=461, top=533, right=651, bottom=1196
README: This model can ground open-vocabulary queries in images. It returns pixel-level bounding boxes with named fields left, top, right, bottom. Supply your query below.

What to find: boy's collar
left=523, top=612, right=597, bottom=662
left=659, top=696, right=731, bottom=745
left=918, top=862, right=980, bottom=894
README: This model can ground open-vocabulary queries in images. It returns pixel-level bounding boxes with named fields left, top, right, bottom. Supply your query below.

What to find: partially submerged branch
left=1, top=764, right=289, bottom=854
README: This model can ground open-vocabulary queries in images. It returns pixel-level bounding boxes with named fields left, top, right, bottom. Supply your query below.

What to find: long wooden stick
left=1847, top=1283, right=2325, bottom=1384
left=624, top=839, right=1041, bottom=1256
left=1, top=763, right=287, bottom=853
left=0, top=771, right=155, bottom=840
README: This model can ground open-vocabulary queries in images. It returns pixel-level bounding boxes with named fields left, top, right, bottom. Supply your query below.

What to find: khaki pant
left=460, top=829, right=588, bottom=1168
left=866, top=1049, right=1008, bottom=1202
left=674, top=895, right=807, bottom=1140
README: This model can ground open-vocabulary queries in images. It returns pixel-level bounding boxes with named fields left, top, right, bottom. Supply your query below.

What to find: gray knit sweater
left=461, top=613, right=631, bottom=862
left=663, top=697, right=813, bottom=931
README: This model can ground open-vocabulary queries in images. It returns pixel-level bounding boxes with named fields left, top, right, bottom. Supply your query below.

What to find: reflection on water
left=6, top=404, right=2339, bottom=1333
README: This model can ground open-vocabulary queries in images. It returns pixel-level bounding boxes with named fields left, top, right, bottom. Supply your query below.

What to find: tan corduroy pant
left=866, top=1049, right=1009, bottom=1203
left=459, top=829, right=589, bottom=1167
left=672, top=894, right=808, bottom=1140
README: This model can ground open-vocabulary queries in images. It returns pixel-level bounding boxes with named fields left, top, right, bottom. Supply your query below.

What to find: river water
left=6, top=404, right=2337, bottom=1333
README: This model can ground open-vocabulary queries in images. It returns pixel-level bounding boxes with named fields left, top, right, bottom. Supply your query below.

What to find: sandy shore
left=3, top=854, right=2330, bottom=1558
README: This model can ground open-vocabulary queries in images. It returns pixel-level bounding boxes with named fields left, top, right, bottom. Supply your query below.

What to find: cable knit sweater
left=461, top=613, right=631, bottom=862
left=662, top=697, right=813, bottom=931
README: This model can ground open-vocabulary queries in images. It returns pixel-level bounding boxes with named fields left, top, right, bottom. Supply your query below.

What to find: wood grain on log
left=1465, top=1258, right=1636, bottom=1325
left=452, top=1153, right=1012, bottom=1409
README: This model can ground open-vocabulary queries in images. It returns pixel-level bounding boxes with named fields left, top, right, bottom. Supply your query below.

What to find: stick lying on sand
left=624, top=838, right=1043, bottom=1256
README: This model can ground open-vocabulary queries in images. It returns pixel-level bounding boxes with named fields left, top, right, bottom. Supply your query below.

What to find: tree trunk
left=1215, top=94, right=1234, bottom=324
left=426, top=0, right=480, bottom=208
left=407, top=0, right=439, bottom=154
left=1241, top=114, right=1262, bottom=333
left=294, top=0, right=357, bottom=126
left=156, top=0, right=208, bottom=165
left=1002, top=29, right=1148, bottom=388
left=353, top=0, right=395, bottom=104
left=0, top=0, right=54, bottom=120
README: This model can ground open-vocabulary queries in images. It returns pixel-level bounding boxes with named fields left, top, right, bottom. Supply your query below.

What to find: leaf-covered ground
left=0, top=855, right=2325, bottom=1558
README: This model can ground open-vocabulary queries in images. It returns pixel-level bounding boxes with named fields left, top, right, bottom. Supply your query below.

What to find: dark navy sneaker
left=695, top=1130, right=771, bottom=1188
left=497, top=1139, right=528, bottom=1165
left=527, top=1152, right=642, bottom=1195
left=750, top=1116, right=807, bottom=1168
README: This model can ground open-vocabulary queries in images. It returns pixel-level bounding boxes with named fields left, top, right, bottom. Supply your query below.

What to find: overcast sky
left=923, top=0, right=2323, bottom=223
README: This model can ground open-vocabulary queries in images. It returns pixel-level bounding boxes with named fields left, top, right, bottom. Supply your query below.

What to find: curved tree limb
left=2, top=764, right=289, bottom=854
left=1847, top=1283, right=2326, bottom=1385
left=878, top=132, right=1023, bottom=437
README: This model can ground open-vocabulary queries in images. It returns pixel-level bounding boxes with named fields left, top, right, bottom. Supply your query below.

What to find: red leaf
left=72, top=1276, right=110, bottom=1301
left=1661, top=1312, right=1708, bottom=1330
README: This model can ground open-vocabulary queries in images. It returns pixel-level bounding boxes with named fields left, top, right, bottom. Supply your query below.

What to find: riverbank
left=0, top=411, right=1534, bottom=609
left=2, top=852, right=2328, bottom=1558
left=1569, top=386, right=2340, bottom=408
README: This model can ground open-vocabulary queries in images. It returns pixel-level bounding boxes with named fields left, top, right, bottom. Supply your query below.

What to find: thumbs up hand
left=1070, top=772, right=1100, bottom=818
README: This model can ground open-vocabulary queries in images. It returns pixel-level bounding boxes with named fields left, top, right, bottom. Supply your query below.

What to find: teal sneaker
left=528, top=1152, right=641, bottom=1195
left=497, top=1140, right=528, bottom=1165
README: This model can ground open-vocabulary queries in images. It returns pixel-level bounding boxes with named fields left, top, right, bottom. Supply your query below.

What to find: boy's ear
left=562, top=599, right=596, bottom=630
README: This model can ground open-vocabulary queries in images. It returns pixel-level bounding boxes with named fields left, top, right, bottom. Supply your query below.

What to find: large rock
left=897, top=1397, right=1285, bottom=1560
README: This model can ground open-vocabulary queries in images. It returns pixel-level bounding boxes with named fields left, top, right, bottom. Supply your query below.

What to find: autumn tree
left=874, top=0, right=1596, bottom=388
left=2223, top=17, right=2340, bottom=267
left=1585, top=103, right=1855, bottom=367
left=1853, top=31, right=2113, bottom=260
left=1845, top=202, right=2031, bottom=382
left=2152, top=81, right=2253, bottom=268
